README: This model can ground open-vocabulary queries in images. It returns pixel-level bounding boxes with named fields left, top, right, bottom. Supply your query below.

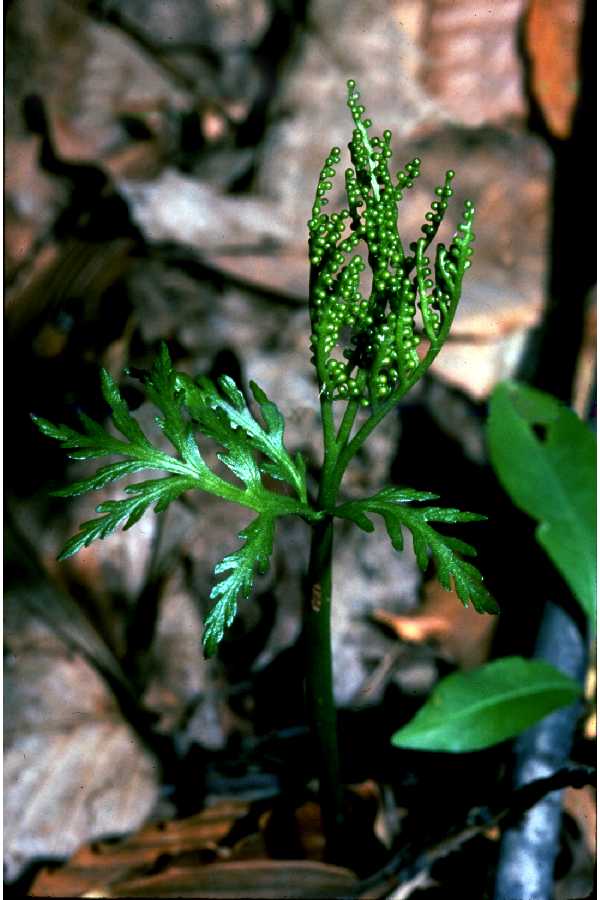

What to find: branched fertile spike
left=308, top=80, right=475, bottom=408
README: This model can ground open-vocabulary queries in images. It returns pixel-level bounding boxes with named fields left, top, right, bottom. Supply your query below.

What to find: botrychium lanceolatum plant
left=33, top=80, right=497, bottom=852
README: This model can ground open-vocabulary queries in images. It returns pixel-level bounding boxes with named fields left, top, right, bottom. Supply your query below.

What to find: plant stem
left=328, top=335, right=452, bottom=497
left=304, top=514, right=344, bottom=859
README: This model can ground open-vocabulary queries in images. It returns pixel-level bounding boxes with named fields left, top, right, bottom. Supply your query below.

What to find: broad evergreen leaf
left=391, top=657, right=581, bottom=752
left=488, top=381, right=596, bottom=621
left=203, top=514, right=276, bottom=657
left=335, top=488, right=497, bottom=614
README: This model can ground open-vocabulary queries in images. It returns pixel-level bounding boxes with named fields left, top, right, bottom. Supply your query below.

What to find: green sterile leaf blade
left=488, top=381, right=596, bottom=619
left=380, top=511, right=404, bottom=552
left=203, top=514, right=276, bottom=657
left=78, top=411, right=111, bottom=440
left=31, top=415, right=78, bottom=442
left=259, top=460, right=287, bottom=482
left=411, top=530, right=430, bottom=571
left=50, top=460, right=150, bottom=497
left=202, top=596, right=237, bottom=659
left=175, top=373, right=236, bottom=448
left=333, top=503, right=376, bottom=534
left=141, top=344, right=205, bottom=471
left=391, top=657, right=581, bottom=752
left=423, top=509, right=487, bottom=524
left=36, top=347, right=308, bottom=570
left=335, top=490, right=496, bottom=614
left=374, top=487, right=440, bottom=503
left=32, top=412, right=117, bottom=457
left=450, top=557, right=497, bottom=613
left=197, top=375, right=306, bottom=501
left=216, top=449, right=262, bottom=490
left=248, top=380, right=286, bottom=441
left=57, top=475, right=196, bottom=560
left=219, top=375, right=246, bottom=411
left=442, top=536, right=478, bottom=557
left=294, top=450, right=307, bottom=486
left=100, top=369, right=149, bottom=446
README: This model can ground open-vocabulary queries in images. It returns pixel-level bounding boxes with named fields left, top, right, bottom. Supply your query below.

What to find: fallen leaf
left=525, top=0, right=585, bottom=139
left=29, top=801, right=250, bottom=897
left=422, top=0, right=528, bottom=127
left=374, top=577, right=497, bottom=670
left=5, top=597, right=159, bottom=885
left=103, top=859, right=359, bottom=898
left=572, top=290, right=596, bottom=418
left=563, top=785, right=597, bottom=858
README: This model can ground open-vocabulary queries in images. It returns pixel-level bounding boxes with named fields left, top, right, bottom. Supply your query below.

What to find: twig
left=354, top=763, right=595, bottom=899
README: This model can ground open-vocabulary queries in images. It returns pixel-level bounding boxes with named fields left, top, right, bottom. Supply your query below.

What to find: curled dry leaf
left=374, top=578, right=497, bottom=671
left=563, top=785, right=597, bottom=859
left=100, top=859, right=358, bottom=899
left=421, top=0, right=528, bottom=127
left=29, top=801, right=250, bottom=897
left=525, top=0, right=585, bottom=139
left=30, top=800, right=358, bottom=899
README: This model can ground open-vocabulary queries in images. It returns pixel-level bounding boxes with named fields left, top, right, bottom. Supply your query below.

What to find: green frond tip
left=177, top=370, right=308, bottom=503
left=335, top=488, right=497, bottom=615
left=308, top=79, right=475, bottom=408
left=203, top=513, right=276, bottom=657
left=57, top=475, right=198, bottom=560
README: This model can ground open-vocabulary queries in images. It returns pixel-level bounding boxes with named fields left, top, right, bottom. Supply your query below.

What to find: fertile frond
left=335, top=488, right=497, bottom=614
left=308, top=79, right=475, bottom=408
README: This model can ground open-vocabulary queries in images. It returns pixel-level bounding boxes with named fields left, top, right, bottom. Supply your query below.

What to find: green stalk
left=304, top=514, right=344, bottom=859
left=302, top=394, right=345, bottom=858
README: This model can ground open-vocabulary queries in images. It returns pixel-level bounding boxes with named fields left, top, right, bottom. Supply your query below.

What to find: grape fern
left=34, top=79, right=496, bottom=856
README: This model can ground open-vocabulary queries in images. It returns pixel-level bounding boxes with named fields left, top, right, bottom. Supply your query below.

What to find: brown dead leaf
left=5, top=237, right=134, bottom=342
left=29, top=801, right=250, bottom=897
left=374, top=578, right=497, bottom=670
left=5, top=597, right=159, bottom=885
left=563, top=785, right=597, bottom=859
left=525, top=0, right=584, bottom=139
left=260, top=800, right=326, bottom=863
left=422, top=0, right=528, bottom=127
left=30, top=801, right=358, bottom=899
left=572, top=290, right=596, bottom=418
left=102, top=860, right=358, bottom=899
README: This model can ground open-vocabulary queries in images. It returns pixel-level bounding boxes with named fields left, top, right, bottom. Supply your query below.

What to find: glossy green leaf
left=335, top=488, right=497, bottom=614
left=34, top=346, right=315, bottom=652
left=488, top=381, right=596, bottom=620
left=177, top=372, right=307, bottom=503
left=391, top=657, right=581, bottom=752
left=203, top=514, right=275, bottom=657
left=56, top=475, right=198, bottom=561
